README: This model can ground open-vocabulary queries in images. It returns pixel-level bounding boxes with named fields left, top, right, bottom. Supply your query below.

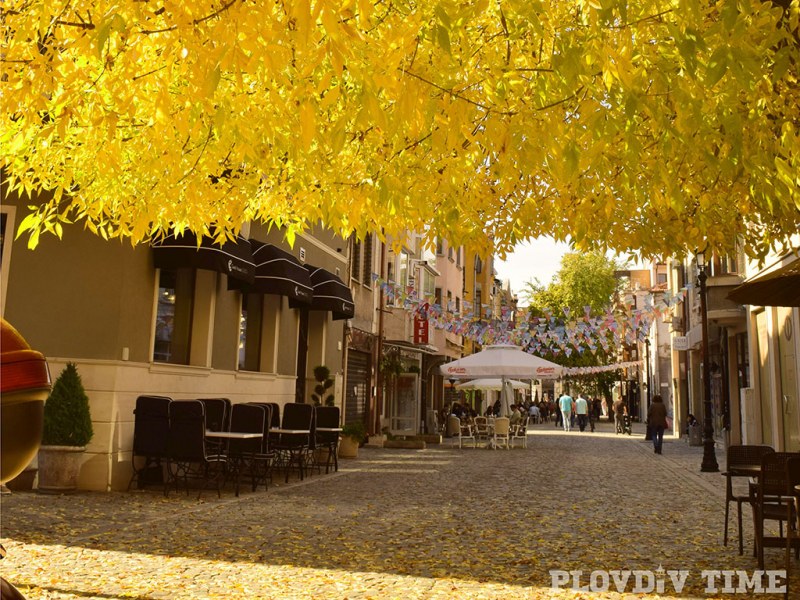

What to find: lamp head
left=695, top=249, right=706, bottom=270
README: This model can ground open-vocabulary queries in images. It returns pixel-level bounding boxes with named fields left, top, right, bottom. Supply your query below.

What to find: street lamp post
left=644, top=338, right=653, bottom=440
left=697, top=251, right=719, bottom=472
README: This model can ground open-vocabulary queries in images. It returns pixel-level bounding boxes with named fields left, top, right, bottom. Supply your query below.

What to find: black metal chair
left=198, top=398, right=230, bottom=432
left=245, top=403, right=276, bottom=490
left=165, top=400, right=227, bottom=498
left=226, top=403, right=268, bottom=496
left=314, top=406, right=340, bottom=474
left=723, top=444, right=774, bottom=554
left=127, top=395, right=172, bottom=490
left=273, top=403, right=313, bottom=483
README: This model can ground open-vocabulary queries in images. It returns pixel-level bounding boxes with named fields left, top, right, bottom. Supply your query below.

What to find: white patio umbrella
left=455, top=378, right=529, bottom=391
left=441, top=345, right=563, bottom=416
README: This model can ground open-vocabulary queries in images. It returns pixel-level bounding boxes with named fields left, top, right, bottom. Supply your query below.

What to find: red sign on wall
left=414, top=315, right=429, bottom=345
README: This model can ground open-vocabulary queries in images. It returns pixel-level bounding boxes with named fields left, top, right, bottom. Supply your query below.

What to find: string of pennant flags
left=373, top=274, right=692, bottom=367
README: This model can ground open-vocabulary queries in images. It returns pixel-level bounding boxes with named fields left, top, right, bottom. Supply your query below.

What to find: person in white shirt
left=575, top=393, right=589, bottom=432
left=558, top=392, right=573, bottom=432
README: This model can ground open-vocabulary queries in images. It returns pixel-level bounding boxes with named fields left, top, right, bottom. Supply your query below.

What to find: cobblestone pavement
left=0, top=420, right=793, bottom=599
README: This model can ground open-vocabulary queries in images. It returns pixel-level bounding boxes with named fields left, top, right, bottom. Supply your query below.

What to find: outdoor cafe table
left=205, top=431, right=263, bottom=439
left=316, top=427, right=343, bottom=433
left=205, top=431, right=263, bottom=495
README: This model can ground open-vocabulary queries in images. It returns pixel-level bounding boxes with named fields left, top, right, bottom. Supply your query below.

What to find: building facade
left=1, top=191, right=352, bottom=491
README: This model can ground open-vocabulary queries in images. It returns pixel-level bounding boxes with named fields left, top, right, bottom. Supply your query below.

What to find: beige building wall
left=2, top=191, right=348, bottom=491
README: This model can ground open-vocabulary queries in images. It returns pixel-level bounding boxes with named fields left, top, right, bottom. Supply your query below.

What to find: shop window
left=238, top=292, right=263, bottom=371
left=154, top=269, right=195, bottom=364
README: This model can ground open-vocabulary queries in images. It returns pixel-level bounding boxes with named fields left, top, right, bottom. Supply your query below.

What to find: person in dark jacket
left=647, top=394, right=669, bottom=454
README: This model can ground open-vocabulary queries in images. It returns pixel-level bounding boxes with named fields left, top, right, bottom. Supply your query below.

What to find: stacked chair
left=273, top=402, right=314, bottom=483
left=314, top=406, right=341, bottom=474
left=226, top=403, right=269, bottom=496
left=128, top=395, right=172, bottom=490
left=723, top=444, right=774, bottom=554
left=165, top=400, right=227, bottom=498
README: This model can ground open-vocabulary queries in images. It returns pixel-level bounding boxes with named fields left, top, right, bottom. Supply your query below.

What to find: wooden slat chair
left=723, top=444, right=774, bottom=554
left=751, top=452, right=800, bottom=568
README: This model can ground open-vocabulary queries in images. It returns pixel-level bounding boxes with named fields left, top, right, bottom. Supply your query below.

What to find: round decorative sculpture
left=0, top=318, right=51, bottom=484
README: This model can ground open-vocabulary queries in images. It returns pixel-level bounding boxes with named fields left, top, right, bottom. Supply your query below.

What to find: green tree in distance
left=524, top=251, right=623, bottom=400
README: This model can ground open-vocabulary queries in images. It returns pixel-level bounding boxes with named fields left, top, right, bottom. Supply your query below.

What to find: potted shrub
left=310, top=365, right=335, bottom=406
left=338, top=421, right=366, bottom=459
left=37, top=363, right=94, bottom=493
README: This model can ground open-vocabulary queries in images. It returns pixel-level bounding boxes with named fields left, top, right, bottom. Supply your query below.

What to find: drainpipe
left=374, top=238, right=386, bottom=436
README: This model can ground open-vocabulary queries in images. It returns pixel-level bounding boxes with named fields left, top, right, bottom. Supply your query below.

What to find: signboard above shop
left=672, top=336, right=688, bottom=352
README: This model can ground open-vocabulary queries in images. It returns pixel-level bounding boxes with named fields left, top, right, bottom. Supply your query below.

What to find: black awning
left=304, top=264, right=355, bottom=320
left=727, top=257, right=800, bottom=307
left=152, top=232, right=255, bottom=284
left=231, top=241, right=313, bottom=305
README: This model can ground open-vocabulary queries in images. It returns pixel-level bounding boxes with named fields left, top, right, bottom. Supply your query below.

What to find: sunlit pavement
left=0, top=421, right=789, bottom=599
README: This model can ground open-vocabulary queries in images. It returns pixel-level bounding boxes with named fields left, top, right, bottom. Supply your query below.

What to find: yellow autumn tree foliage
left=2, top=0, right=799, bottom=259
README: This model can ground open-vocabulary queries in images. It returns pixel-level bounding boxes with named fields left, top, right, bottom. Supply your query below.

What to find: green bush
left=42, top=362, right=94, bottom=447
left=341, top=421, right=367, bottom=444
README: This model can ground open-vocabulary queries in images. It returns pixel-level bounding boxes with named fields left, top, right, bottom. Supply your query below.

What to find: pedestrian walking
left=558, top=391, right=573, bottom=432
left=575, top=393, right=589, bottom=432
left=647, top=394, right=668, bottom=454
left=613, top=395, right=626, bottom=434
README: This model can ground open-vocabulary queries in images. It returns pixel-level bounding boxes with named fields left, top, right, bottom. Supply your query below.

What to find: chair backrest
left=446, top=415, right=460, bottom=437
left=198, top=398, right=229, bottom=432
left=787, top=457, right=800, bottom=492
left=759, top=452, right=800, bottom=497
left=494, top=417, right=510, bottom=436
left=132, top=395, right=172, bottom=457
left=267, top=402, right=281, bottom=429
left=228, top=403, right=266, bottom=455
left=282, top=402, right=313, bottom=429
left=245, top=402, right=273, bottom=453
left=167, top=400, right=207, bottom=460
left=727, top=444, right=775, bottom=469
left=474, top=416, right=489, bottom=433
left=316, top=406, right=340, bottom=443
left=279, top=402, right=313, bottom=447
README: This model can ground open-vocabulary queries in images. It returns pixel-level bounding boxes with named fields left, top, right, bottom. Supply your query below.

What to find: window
left=434, top=286, right=442, bottom=307
left=238, top=293, right=263, bottom=371
left=446, top=290, right=453, bottom=312
left=436, top=237, right=444, bottom=256
left=475, top=254, right=482, bottom=274
left=475, top=287, right=482, bottom=317
left=455, top=297, right=460, bottom=313
left=351, top=238, right=362, bottom=283
left=447, top=245, right=453, bottom=261
left=362, top=233, right=373, bottom=288
left=456, top=247, right=461, bottom=267
left=154, top=269, right=195, bottom=364
left=657, top=273, right=667, bottom=285
left=421, top=268, right=435, bottom=300
left=399, top=252, right=408, bottom=290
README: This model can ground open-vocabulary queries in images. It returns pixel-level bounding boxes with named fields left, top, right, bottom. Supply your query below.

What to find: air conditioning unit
left=740, top=387, right=758, bottom=444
